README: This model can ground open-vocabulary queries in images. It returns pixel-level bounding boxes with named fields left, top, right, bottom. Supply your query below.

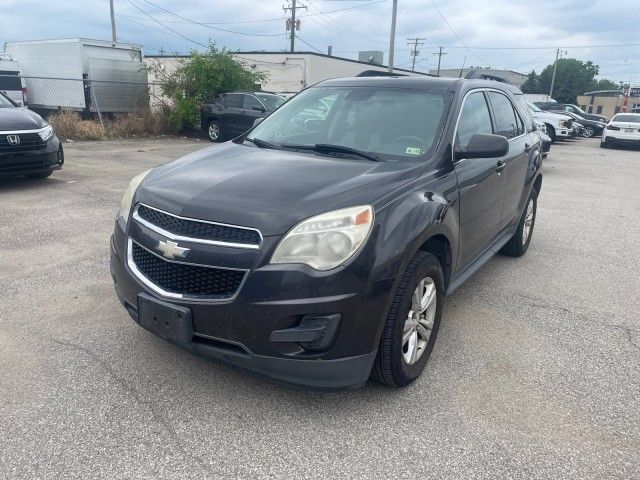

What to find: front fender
left=369, top=169, right=460, bottom=283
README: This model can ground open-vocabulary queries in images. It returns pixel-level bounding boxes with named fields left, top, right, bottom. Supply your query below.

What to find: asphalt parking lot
left=1, top=137, right=639, bottom=479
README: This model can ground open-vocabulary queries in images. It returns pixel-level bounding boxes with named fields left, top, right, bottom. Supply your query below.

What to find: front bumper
left=0, top=136, right=63, bottom=177
left=110, top=219, right=391, bottom=389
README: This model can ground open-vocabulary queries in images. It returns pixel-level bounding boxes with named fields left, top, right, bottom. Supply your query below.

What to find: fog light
left=270, top=314, right=342, bottom=351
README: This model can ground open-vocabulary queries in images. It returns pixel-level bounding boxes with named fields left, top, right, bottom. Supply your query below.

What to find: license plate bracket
left=137, top=293, right=193, bottom=343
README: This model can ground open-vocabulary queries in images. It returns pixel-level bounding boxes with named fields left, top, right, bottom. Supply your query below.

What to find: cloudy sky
left=2, top=0, right=639, bottom=83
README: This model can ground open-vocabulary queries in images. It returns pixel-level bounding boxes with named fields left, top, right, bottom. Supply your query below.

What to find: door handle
left=496, top=160, right=506, bottom=173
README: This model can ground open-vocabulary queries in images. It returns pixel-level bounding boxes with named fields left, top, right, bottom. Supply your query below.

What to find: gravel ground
left=1, top=137, right=638, bottom=479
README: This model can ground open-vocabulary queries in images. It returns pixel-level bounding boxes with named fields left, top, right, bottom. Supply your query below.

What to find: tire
left=371, top=251, right=444, bottom=388
left=546, top=125, right=556, bottom=143
left=583, top=126, right=594, bottom=138
left=27, top=171, right=52, bottom=179
left=600, top=140, right=608, bottom=148
left=207, top=120, right=222, bottom=142
left=500, top=191, right=538, bottom=257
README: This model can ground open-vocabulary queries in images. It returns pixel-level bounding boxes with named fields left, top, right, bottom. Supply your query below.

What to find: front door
left=454, top=90, right=507, bottom=269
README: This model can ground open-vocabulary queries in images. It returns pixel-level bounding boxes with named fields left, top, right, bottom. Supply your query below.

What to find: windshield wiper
left=244, top=137, right=275, bottom=149
left=280, top=143, right=379, bottom=162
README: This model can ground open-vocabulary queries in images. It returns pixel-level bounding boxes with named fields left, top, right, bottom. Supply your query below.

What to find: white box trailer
left=4, top=38, right=149, bottom=113
left=0, top=53, right=25, bottom=105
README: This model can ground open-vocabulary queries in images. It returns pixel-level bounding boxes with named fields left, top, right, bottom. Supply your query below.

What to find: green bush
left=153, top=45, right=268, bottom=130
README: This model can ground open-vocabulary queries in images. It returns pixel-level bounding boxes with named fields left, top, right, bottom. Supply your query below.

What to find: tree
left=520, top=70, right=540, bottom=94
left=149, top=45, right=268, bottom=130
left=538, top=58, right=599, bottom=103
left=592, top=78, right=620, bottom=91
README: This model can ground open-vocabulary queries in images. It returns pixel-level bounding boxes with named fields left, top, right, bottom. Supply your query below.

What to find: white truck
left=4, top=38, right=149, bottom=114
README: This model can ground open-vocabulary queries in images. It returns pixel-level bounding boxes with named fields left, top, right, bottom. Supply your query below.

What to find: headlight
left=271, top=205, right=373, bottom=270
left=118, top=169, right=151, bottom=224
left=38, top=125, right=54, bottom=141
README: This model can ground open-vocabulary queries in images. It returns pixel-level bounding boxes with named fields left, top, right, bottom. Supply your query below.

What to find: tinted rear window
left=613, top=114, right=640, bottom=123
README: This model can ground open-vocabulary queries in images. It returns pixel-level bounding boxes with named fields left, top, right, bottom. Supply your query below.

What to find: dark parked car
left=112, top=77, right=543, bottom=389
left=0, top=92, right=63, bottom=178
left=562, top=111, right=606, bottom=138
left=200, top=92, right=285, bottom=142
left=534, top=102, right=607, bottom=123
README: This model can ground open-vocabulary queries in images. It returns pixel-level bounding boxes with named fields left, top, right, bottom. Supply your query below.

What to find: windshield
left=0, top=93, right=16, bottom=108
left=612, top=114, right=640, bottom=123
left=256, top=93, right=285, bottom=111
left=569, top=104, right=586, bottom=114
left=527, top=101, right=542, bottom=112
left=248, top=86, right=450, bottom=161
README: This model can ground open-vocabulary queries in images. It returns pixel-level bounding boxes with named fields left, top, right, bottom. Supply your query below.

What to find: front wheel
left=500, top=193, right=537, bottom=257
left=207, top=120, right=222, bottom=142
left=371, top=251, right=444, bottom=388
left=546, top=125, right=556, bottom=143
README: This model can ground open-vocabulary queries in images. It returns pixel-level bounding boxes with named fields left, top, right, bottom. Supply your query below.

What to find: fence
left=0, top=74, right=166, bottom=119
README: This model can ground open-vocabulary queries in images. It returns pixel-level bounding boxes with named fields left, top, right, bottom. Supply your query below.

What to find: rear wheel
left=500, top=192, right=537, bottom=257
left=600, top=139, right=608, bottom=148
left=371, top=251, right=444, bottom=388
left=207, top=120, right=222, bottom=142
left=582, top=126, right=595, bottom=138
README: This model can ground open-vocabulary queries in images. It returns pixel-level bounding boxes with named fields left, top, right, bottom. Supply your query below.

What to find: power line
left=138, top=0, right=286, bottom=37
left=283, top=0, right=308, bottom=52
left=118, top=0, right=387, bottom=26
left=433, top=46, right=447, bottom=75
left=428, top=0, right=486, bottom=65
left=126, top=0, right=209, bottom=48
left=407, top=37, right=425, bottom=72
left=295, top=34, right=323, bottom=53
left=306, top=0, right=388, bottom=45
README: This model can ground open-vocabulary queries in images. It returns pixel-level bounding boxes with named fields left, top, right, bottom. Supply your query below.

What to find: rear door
left=221, top=93, right=245, bottom=136
left=240, top=94, right=267, bottom=133
left=454, top=90, right=507, bottom=269
left=487, top=90, right=536, bottom=229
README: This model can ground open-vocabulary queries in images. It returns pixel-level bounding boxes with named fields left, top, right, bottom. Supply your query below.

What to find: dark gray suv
left=200, top=92, right=285, bottom=142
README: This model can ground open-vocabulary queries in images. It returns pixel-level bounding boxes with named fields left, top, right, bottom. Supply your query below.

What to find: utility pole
left=387, top=0, right=398, bottom=73
left=549, top=48, right=567, bottom=99
left=407, top=37, right=425, bottom=72
left=109, top=0, right=117, bottom=45
left=433, top=46, right=447, bottom=76
left=283, top=0, right=307, bottom=53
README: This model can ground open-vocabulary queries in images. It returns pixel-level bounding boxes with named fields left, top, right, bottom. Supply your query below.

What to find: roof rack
left=463, top=70, right=511, bottom=84
left=356, top=70, right=408, bottom=77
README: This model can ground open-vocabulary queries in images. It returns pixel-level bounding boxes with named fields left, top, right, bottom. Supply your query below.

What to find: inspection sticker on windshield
left=405, top=147, right=421, bottom=155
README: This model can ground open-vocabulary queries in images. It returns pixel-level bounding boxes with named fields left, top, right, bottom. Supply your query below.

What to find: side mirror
left=252, top=106, right=266, bottom=113
left=252, top=117, right=264, bottom=127
left=455, top=133, right=509, bottom=160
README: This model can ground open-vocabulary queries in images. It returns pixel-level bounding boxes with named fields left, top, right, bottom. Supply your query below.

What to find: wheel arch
left=418, top=234, right=453, bottom=290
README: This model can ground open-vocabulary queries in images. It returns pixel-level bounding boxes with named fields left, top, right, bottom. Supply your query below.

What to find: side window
left=456, top=91, right=493, bottom=146
left=514, top=107, right=525, bottom=135
left=488, top=92, right=519, bottom=139
left=243, top=95, right=264, bottom=111
left=224, top=94, right=243, bottom=108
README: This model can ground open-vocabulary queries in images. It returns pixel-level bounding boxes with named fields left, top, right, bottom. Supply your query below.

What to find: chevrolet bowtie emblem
left=157, top=239, right=190, bottom=259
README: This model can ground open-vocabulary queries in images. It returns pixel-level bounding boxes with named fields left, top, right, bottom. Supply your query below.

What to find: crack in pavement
left=50, top=338, right=208, bottom=469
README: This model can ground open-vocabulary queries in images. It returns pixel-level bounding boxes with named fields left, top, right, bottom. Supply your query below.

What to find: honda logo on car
left=6, top=134, right=20, bottom=145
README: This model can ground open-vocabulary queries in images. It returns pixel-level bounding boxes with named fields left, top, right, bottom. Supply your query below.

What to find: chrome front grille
left=133, top=204, right=262, bottom=249
left=127, top=239, right=247, bottom=301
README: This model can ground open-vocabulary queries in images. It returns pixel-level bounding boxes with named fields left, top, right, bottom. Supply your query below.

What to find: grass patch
left=49, top=110, right=177, bottom=141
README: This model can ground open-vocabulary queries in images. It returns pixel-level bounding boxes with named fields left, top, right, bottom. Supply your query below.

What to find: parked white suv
left=527, top=101, right=574, bottom=142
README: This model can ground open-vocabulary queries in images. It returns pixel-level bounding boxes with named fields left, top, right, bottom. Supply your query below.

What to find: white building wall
left=145, top=52, right=426, bottom=108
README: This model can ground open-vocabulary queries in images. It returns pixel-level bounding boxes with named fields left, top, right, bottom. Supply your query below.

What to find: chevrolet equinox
left=111, top=77, right=542, bottom=389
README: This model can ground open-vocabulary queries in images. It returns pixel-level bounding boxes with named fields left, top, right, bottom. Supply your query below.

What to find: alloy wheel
left=583, top=126, right=594, bottom=138
left=402, top=277, right=437, bottom=365
left=208, top=123, right=220, bottom=141
left=522, top=198, right=534, bottom=245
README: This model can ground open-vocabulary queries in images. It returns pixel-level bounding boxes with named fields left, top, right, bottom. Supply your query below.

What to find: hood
left=136, top=142, right=421, bottom=236
left=532, top=110, right=572, bottom=122
left=0, top=107, right=45, bottom=131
